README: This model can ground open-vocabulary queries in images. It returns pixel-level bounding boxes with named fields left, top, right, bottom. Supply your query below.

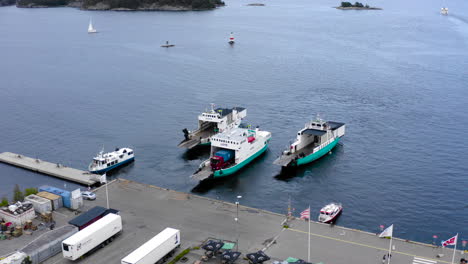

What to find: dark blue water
left=1, top=0, right=468, bottom=246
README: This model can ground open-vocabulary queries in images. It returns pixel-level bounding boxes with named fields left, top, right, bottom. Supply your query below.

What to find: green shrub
left=0, top=197, right=8, bottom=207
left=168, top=248, right=191, bottom=264
left=24, top=187, right=38, bottom=196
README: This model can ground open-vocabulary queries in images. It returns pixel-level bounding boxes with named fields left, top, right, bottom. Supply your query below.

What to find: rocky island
left=15, top=0, right=225, bottom=10
left=335, top=1, right=381, bottom=10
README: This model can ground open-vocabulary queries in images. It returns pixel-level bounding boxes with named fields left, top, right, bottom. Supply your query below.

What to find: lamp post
left=235, top=195, right=242, bottom=252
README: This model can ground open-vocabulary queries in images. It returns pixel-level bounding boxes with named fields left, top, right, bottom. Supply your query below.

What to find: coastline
left=14, top=0, right=225, bottom=10
left=335, top=6, right=382, bottom=10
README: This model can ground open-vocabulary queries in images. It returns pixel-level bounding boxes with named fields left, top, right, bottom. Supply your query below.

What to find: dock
left=0, top=152, right=99, bottom=185
left=96, top=180, right=464, bottom=264
left=2, top=179, right=457, bottom=264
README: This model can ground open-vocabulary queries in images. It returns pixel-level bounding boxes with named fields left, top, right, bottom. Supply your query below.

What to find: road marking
left=413, top=257, right=437, bottom=264
left=287, top=228, right=447, bottom=264
left=53, top=211, right=68, bottom=218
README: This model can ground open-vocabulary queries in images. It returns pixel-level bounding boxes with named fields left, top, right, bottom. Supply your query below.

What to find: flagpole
left=308, top=205, right=311, bottom=263
left=387, top=235, right=393, bottom=264
left=451, top=234, right=458, bottom=264
left=104, top=174, right=109, bottom=209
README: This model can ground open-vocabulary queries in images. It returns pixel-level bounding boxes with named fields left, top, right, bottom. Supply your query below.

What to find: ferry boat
left=192, top=127, right=271, bottom=181
left=273, top=115, right=345, bottom=167
left=440, top=7, right=448, bottom=15
left=88, top=148, right=134, bottom=174
left=178, top=104, right=247, bottom=149
left=318, top=203, right=342, bottom=223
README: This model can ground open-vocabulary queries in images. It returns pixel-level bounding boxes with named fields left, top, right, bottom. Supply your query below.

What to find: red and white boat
left=228, top=32, right=235, bottom=44
left=318, top=203, right=342, bottom=223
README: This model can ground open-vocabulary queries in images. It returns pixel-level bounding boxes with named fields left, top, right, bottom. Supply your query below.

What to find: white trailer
left=62, top=213, right=122, bottom=261
left=121, top=228, right=181, bottom=264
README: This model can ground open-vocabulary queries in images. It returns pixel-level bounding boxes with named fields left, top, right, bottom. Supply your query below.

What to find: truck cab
left=210, top=149, right=234, bottom=170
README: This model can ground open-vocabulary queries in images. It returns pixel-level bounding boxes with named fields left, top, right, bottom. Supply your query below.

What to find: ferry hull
left=295, top=137, right=340, bottom=166
left=90, top=157, right=135, bottom=174
left=213, top=143, right=268, bottom=178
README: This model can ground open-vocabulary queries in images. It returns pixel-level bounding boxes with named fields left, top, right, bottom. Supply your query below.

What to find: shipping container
left=62, top=213, right=122, bottom=261
left=24, top=195, right=52, bottom=214
left=38, top=186, right=71, bottom=208
left=70, top=196, right=83, bottom=210
left=68, top=206, right=107, bottom=230
left=36, top=191, right=63, bottom=210
left=121, top=228, right=180, bottom=264
left=21, top=225, right=78, bottom=264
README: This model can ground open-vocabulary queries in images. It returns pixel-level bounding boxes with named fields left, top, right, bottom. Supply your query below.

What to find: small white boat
left=318, top=203, right=342, bottom=223
left=88, top=19, right=97, bottom=33
left=228, top=32, right=235, bottom=44
left=440, top=7, right=448, bottom=15
left=88, top=147, right=134, bottom=174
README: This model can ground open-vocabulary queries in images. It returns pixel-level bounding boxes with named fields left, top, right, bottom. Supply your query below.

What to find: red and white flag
left=441, top=234, right=458, bottom=247
left=300, top=207, right=310, bottom=220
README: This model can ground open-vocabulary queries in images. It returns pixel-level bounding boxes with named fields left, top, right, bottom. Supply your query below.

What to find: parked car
left=81, top=191, right=96, bottom=200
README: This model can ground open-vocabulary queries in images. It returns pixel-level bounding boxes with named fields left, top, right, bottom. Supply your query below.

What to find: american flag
left=441, top=234, right=458, bottom=247
left=300, top=207, right=310, bottom=220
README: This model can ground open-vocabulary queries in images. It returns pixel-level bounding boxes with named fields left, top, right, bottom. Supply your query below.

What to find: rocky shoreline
left=0, top=0, right=15, bottom=6
left=84, top=3, right=194, bottom=11
left=11, top=0, right=224, bottom=10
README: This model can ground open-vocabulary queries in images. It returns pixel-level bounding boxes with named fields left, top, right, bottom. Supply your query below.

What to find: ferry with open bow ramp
left=178, top=104, right=247, bottom=149
left=192, top=127, right=271, bottom=181
left=88, top=147, right=134, bottom=174
left=274, top=116, right=345, bottom=167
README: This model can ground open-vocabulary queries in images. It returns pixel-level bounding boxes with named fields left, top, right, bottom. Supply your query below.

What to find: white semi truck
left=121, top=227, right=181, bottom=264
left=62, top=213, right=122, bottom=261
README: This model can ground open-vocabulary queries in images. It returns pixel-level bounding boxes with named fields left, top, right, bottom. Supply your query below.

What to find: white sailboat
left=88, top=19, right=97, bottom=34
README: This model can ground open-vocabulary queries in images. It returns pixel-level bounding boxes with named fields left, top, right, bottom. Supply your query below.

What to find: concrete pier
left=0, top=152, right=98, bottom=185
left=7, top=179, right=457, bottom=264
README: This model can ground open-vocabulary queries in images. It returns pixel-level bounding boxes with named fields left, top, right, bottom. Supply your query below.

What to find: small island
left=335, top=2, right=381, bottom=10
left=15, top=0, right=225, bottom=10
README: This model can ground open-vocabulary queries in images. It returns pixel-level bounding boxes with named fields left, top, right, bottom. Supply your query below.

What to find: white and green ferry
left=274, top=116, right=345, bottom=167
left=178, top=104, right=247, bottom=149
left=192, top=127, right=271, bottom=181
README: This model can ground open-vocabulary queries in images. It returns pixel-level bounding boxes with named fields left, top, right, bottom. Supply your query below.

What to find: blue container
left=38, top=186, right=71, bottom=208
left=214, top=149, right=234, bottom=162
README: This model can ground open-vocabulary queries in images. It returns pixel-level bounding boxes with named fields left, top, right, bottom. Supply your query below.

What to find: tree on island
left=340, top=1, right=369, bottom=8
